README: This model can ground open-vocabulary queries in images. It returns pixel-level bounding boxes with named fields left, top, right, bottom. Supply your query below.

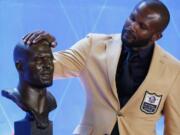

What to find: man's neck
left=124, top=42, right=154, bottom=52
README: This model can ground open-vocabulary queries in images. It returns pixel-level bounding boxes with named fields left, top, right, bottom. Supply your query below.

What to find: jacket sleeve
left=53, top=35, right=92, bottom=79
left=163, top=71, right=180, bottom=135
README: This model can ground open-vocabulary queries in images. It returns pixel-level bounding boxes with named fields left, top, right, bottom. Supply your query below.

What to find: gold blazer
left=53, top=33, right=180, bottom=135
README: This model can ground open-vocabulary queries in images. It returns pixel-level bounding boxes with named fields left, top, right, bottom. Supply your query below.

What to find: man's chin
left=122, top=36, right=134, bottom=46
left=122, top=39, right=150, bottom=49
left=122, top=39, right=135, bottom=48
left=125, top=43, right=138, bottom=48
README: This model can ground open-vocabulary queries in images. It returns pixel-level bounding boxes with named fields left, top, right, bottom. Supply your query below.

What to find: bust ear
left=15, top=60, right=23, bottom=71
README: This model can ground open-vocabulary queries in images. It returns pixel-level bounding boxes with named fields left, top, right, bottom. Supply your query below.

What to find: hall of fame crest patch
left=140, top=91, right=162, bottom=114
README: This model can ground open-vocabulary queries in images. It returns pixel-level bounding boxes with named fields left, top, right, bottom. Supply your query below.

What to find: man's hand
left=22, top=31, right=57, bottom=47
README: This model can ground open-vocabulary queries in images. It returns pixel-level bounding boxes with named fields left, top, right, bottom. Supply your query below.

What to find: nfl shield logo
left=140, top=91, right=162, bottom=114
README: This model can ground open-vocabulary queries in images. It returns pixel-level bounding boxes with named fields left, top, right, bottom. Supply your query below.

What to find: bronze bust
left=1, top=40, right=57, bottom=129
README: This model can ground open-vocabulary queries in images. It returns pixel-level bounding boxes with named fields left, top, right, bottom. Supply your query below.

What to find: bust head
left=7, top=40, right=57, bottom=129
left=14, top=40, right=54, bottom=89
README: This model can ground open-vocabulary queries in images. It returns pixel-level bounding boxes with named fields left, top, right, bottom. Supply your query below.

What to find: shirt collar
left=122, top=44, right=154, bottom=60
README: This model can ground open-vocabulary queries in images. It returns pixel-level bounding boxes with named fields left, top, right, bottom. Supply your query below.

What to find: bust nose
left=43, top=61, right=53, bottom=70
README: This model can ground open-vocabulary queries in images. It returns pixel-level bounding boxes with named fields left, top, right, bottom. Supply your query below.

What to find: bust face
left=22, top=41, right=54, bottom=88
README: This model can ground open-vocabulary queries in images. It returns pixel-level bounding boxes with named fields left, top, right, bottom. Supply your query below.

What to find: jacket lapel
left=106, top=40, right=166, bottom=111
left=120, top=44, right=166, bottom=112
left=106, top=36, right=122, bottom=104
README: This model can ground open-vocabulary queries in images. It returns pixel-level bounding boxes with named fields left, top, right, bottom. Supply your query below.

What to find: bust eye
left=33, top=57, right=42, bottom=64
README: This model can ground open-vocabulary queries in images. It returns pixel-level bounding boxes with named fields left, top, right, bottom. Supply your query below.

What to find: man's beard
left=122, top=38, right=151, bottom=49
left=121, top=29, right=153, bottom=49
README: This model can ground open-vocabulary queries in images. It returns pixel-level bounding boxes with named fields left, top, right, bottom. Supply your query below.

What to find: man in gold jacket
left=23, top=0, right=180, bottom=135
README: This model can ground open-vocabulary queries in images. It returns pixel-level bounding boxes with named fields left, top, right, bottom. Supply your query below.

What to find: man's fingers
left=33, top=35, right=57, bottom=47
left=22, top=31, right=44, bottom=45
left=22, top=33, right=30, bottom=40
left=33, top=32, right=56, bottom=46
left=26, top=31, right=45, bottom=45
left=51, top=41, right=57, bottom=48
left=22, top=31, right=57, bottom=47
left=28, top=32, right=43, bottom=44
left=23, top=33, right=34, bottom=45
left=33, top=32, right=53, bottom=42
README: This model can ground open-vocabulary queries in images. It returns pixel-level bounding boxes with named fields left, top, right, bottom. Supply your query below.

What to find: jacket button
left=117, top=112, right=123, bottom=117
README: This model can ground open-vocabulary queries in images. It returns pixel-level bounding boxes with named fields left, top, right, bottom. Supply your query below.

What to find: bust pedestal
left=14, top=119, right=53, bottom=135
